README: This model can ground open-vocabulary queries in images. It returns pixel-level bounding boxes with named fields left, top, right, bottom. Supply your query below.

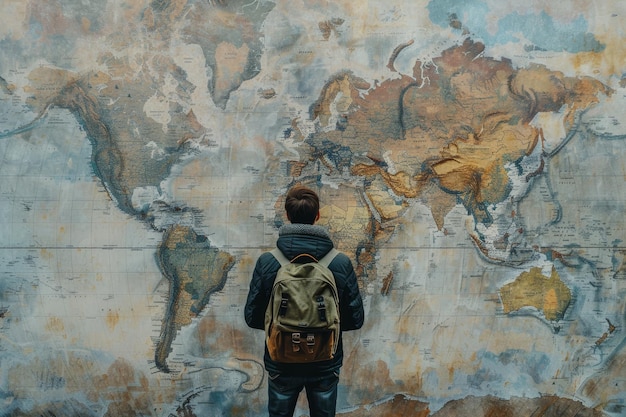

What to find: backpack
left=264, top=248, right=340, bottom=363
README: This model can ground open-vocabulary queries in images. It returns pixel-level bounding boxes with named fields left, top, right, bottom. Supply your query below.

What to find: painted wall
left=0, top=1, right=624, bottom=416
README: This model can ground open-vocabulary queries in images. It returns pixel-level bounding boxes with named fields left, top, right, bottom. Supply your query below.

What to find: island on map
left=499, top=266, right=572, bottom=322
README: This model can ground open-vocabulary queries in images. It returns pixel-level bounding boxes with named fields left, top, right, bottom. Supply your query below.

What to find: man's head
left=285, top=185, right=320, bottom=224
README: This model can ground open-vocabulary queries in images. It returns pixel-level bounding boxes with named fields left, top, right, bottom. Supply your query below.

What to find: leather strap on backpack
left=270, top=248, right=339, bottom=266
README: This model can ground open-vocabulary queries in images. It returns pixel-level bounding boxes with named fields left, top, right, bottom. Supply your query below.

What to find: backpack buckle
left=279, top=294, right=289, bottom=316
left=291, top=332, right=301, bottom=352
left=306, top=333, right=315, bottom=353
left=316, top=296, right=327, bottom=321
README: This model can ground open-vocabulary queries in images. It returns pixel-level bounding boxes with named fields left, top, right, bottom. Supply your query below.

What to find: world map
left=0, top=1, right=625, bottom=416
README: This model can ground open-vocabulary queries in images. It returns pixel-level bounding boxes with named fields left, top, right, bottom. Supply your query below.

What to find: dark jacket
left=244, top=223, right=364, bottom=375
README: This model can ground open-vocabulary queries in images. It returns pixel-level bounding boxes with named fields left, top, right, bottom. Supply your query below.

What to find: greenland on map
left=0, top=1, right=625, bottom=416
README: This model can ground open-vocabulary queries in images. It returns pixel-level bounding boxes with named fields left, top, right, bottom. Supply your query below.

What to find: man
left=245, top=185, right=365, bottom=417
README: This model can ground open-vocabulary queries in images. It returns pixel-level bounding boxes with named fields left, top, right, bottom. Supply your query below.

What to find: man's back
left=245, top=223, right=364, bottom=375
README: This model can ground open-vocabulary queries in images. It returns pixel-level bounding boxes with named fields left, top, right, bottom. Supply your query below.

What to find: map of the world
left=1, top=1, right=625, bottom=416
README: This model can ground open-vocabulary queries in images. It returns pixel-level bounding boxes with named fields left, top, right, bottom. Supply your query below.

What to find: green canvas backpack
left=265, top=248, right=340, bottom=363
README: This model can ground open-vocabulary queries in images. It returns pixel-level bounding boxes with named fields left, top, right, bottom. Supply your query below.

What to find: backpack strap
left=270, top=248, right=290, bottom=266
left=271, top=248, right=340, bottom=267
left=318, top=248, right=340, bottom=268
left=270, top=248, right=291, bottom=318
left=317, top=249, right=339, bottom=323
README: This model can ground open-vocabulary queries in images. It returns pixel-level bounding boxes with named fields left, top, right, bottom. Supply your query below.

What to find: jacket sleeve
left=333, top=253, right=364, bottom=331
left=244, top=252, right=276, bottom=330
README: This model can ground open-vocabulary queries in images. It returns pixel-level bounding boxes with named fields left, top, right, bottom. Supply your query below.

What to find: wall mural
left=0, top=1, right=624, bottom=416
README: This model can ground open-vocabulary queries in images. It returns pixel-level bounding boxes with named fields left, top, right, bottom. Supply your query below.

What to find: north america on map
left=0, top=1, right=625, bottom=416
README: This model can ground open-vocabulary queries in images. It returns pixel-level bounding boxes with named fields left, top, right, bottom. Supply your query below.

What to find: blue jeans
left=267, top=371, right=339, bottom=417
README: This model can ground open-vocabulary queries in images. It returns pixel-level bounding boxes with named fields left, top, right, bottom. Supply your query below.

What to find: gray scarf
left=279, top=223, right=330, bottom=239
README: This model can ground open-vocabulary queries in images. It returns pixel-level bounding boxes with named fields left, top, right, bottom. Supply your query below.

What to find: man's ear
left=314, top=211, right=320, bottom=223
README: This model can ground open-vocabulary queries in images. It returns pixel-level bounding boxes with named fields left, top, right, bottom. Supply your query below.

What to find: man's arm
left=244, top=252, right=278, bottom=330
left=244, top=258, right=268, bottom=330
left=334, top=254, right=364, bottom=331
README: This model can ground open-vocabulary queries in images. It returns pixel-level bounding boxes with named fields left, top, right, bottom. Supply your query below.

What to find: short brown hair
left=285, top=185, right=319, bottom=224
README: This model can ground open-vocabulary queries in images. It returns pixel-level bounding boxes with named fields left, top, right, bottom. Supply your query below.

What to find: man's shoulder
left=258, top=250, right=278, bottom=262
left=327, top=250, right=350, bottom=265
left=255, top=251, right=282, bottom=274
left=327, top=251, right=355, bottom=279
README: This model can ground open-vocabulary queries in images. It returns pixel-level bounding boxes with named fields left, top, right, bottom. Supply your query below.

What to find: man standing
left=245, top=185, right=365, bottom=417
